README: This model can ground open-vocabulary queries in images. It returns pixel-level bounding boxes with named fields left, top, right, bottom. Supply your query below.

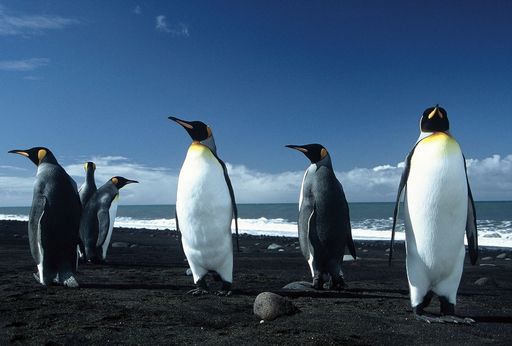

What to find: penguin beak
left=8, top=150, right=29, bottom=157
left=285, top=145, right=308, bottom=153
left=125, top=180, right=139, bottom=185
left=169, top=117, right=193, bottom=130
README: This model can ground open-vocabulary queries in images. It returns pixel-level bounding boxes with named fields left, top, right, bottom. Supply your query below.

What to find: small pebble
left=111, top=242, right=131, bottom=248
left=268, top=243, right=283, bottom=250
left=481, top=256, right=494, bottom=261
left=496, top=253, right=508, bottom=259
left=474, top=277, right=497, bottom=286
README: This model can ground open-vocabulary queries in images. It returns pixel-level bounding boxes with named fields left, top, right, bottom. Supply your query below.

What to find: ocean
left=1, top=202, right=511, bottom=248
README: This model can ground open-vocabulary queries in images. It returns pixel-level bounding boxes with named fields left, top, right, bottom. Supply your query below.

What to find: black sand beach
left=1, top=220, right=511, bottom=345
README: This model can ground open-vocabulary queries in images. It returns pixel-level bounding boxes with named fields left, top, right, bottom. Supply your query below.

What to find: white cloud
left=0, top=58, right=49, bottom=71
left=155, top=15, right=189, bottom=36
left=0, top=154, right=510, bottom=207
left=466, top=155, right=512, bottom=201
left=0, top=5, right=80, bottom=36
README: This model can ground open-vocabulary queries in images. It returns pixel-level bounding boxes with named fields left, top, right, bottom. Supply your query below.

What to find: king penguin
left=9, top=147, right=81, bottom=287
left=78, top=162, right=97, bottom=209
left=79, top=176, right=138, bottom=263
left=169, top=116, right=238, bottom=296
left=390, top=104, right=478, bottom=324
left=77, top=162, right=97, bottom=262
left=286, top=144, right=356, bottom=290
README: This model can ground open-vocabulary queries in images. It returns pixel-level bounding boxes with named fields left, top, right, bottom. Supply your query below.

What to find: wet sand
left=1, top=220, right=511, bottom=345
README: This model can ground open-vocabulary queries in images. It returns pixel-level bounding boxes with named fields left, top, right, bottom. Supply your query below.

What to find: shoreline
left=1, top=220, right=512, bottom=345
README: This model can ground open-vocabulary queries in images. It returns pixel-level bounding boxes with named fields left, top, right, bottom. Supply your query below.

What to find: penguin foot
left=312, top=278, right=324, bottom=290
left=440, top=315, right=475, bottom=325
left=325, top=276, right=346, bottom=290
left=214, top=290, right=233, bottom=297
left=214, top=281, right=233, bottom=296
left=414, top=313, right=444, bottom=324
left=63, top=276, right=79, bottom=288
left=187, top=288, right=209, bottom=296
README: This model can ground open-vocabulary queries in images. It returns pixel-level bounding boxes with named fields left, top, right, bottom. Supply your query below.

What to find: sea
left=1, top=202, right=511, bottom=248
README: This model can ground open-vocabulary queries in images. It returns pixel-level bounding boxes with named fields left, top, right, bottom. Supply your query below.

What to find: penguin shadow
left=78, top=283, right=188, bottom=291
left=470, top=316, right=512, bottom=323
left=234, top=285, right=410, bottom=300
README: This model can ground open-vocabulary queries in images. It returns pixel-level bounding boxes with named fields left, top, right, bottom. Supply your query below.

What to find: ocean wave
left=1, top=213, right=511, bottom=248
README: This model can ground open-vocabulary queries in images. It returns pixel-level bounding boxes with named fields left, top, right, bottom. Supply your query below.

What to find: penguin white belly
left=176, top=143, right=233, bottom=282
left=404, top=133, right=467, bottom=304
left=102, top=195, right=119, bottom=259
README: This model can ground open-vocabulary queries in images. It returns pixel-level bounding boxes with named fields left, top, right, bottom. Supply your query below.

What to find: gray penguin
left=9, top=147, right=81, bottom=287
left=78, top=161, right=97, bottom=261
left=79, top=176, right=138, bottom=263
left=78, top=162, right=97, bottom=209
left=286, top=144, right=356, bottom=290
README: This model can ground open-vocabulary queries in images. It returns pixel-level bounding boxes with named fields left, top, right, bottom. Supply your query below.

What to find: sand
left=1, top=220, right=511, bottom=346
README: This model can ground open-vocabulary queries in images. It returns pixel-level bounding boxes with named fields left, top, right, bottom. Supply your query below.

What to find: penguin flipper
left=216, top=155, right=239, bottom=253
left=96, top=200, right=113, bottom=248
left=346, top=229, right=357, bottom=260
left=390, top=148, right=415, bottom=266
left=29, top=195, right=47, bottom=264
left=464, top=156, right=478, bottom=265
left=175, top=210, right=185, bottom=255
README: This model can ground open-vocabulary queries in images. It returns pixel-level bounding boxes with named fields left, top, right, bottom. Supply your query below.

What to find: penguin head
left=8, top=147, right=58, bottom=166
left=420, top=104, right=449, bottom=133
left=285, top=144, right=329, bottom=164
left=168, top=117, right=213, bottom=142
left=84, top=162, right=96, bottom=171
left=110, top=176, right=139, bottom=189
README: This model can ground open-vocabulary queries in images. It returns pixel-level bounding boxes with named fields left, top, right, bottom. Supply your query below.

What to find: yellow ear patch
left=207, top=126, right=213, bottom=138
left=38, top=149, right=47, bottom=165
left=320, top=148, right=328, bottom=160
left=112, top=177, right=118, bottom=186
left=428, top=106, right=443, bottom=119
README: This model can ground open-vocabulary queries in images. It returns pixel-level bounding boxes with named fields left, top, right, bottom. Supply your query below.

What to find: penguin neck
left=416, top=130, right=452, bottom=144
left=197, top=135, right=217, bottom=155
left=314, top=154, right=333, bottom=170
left=86, top=170, right=96, bottom=186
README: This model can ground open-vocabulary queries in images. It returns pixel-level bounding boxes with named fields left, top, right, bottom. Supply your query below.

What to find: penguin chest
left=405, top=133, right=468, bottom=264
left=176, top=144, right=233, bottom=249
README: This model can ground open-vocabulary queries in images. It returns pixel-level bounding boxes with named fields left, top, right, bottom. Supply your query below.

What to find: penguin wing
left=389, top=147, right=416, bottom=265
left=340, top=182, right=357, bottom=259
left=28, top=195, right=47, bottom=264
left=215, top=154, right=239, bottom=253
left=95, top=196, right=115, bottom=248
left=464, top=155, right=478, bottom=265
left=175, top=209, right=185, bottom=255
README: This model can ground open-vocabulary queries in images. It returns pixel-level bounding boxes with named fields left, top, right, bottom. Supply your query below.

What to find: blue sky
left=0, top=0, right=511, bottom=206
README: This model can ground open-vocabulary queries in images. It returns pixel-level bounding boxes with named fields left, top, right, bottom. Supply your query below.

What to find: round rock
left=253, top=292, right=297, bottom=321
